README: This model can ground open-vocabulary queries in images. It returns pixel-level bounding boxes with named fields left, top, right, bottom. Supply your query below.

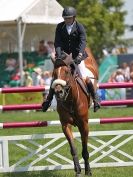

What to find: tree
left=57, top=0, right=127, bottom=59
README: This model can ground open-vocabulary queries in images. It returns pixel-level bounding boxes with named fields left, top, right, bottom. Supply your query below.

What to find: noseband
left=52, top=77, right=72, bottom=101
left=52, top=57, right=75, bottom=101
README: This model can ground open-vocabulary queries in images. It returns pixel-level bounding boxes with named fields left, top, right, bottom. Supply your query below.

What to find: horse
left=51, top=48, right=98, bottom=177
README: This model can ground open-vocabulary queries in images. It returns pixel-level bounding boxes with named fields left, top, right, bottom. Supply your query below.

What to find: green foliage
left=57, top=0, right=127, bottom=58
left=57, top=0, right=78, bottom=7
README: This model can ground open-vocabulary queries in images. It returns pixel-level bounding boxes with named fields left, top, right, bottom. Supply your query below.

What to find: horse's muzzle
left=54, top=84, right=65, bottom=99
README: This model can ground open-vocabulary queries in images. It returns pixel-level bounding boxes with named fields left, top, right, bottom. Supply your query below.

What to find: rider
left=42, top=6, right=100, bottom=112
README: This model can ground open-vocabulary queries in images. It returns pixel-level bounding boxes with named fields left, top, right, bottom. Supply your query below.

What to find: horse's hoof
left=85, top=170, right=92, bottom=176
left=76, top=173, right=82, bottom=177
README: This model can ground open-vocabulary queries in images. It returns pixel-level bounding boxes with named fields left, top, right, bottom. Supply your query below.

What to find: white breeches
left=78, top=60, right=95, bottom=84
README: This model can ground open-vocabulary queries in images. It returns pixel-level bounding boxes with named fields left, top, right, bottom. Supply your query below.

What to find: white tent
left=0, top=0, right=63, bottom=24
left=0, top=0, right=63, bottom=85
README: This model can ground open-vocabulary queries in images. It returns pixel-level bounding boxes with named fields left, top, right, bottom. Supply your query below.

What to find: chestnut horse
left=51, top=49, right=98, bottom=177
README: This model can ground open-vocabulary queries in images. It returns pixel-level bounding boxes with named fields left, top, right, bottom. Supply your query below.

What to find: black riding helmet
left=62, top=7, right=76, bottom=18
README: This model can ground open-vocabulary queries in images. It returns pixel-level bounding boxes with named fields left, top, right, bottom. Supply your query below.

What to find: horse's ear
left=70, top=53, right=72, bottom=57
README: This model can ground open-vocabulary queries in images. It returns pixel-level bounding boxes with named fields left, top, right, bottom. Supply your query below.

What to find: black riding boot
left=87, top=81, right=100, bottom=112
left=42, top=87, right=54, bottom=112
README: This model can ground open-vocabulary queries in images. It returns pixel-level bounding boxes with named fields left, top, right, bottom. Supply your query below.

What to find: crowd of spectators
left=1, top=44, right=133, bottom=90
left=105, top=61, right=133, bottom=100
left=0, top=39, right=55, bottom=88
left=108, top=61, right=133, bottom=83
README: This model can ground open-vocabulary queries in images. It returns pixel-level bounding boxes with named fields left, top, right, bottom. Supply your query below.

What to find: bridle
left=52, top=60, right=79, bottom=114
left=53, top=64, right=73, bottom=101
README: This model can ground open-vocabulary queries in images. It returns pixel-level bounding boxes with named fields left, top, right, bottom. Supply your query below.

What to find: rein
left=64, top=84, right=71, bottom=101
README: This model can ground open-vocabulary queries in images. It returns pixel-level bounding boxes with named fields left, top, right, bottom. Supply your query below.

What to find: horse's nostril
left=55, top=88, right=61, bottom=93
left=59, top=90, right=63, bottom=94
left=55, top=84, right=61, bottom=89
left=55, top=84, right=63, bottom=93
left=56, top=90, right=63, bottom=95
left=55, top=89, right=64, bottom=99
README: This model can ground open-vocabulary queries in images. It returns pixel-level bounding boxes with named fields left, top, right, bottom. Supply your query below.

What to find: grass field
left=0, top=107, right=133, bottom=177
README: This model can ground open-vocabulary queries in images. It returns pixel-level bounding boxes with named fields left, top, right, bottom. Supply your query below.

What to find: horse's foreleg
left=62, top=124, right=82, bottom=177
left=78, top=122, right=92, bottom=176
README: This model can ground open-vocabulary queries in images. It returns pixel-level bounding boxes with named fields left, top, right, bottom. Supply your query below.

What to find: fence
left=0, top=82, right=133, bottom=173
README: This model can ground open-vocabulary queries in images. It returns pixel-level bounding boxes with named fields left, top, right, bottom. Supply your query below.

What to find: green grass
left=1, top=167, right=133, bottom=177
left=0, top=107, right=133, bottom=177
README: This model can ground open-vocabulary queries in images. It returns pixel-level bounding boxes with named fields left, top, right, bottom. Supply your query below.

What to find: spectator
left=47, top=40, right=56, bottom=60
left=102, top=48, right=109, bottom=57
left=23, top=71, right=33, bottom=87
left=129, top=61, right=133, bottom=74
left=129, top=72, right=133, bottom=82
left=108, top=72, right=116, bottom=83
left=5, top=58, right=17, bottom=72
left=9, top=69, right=21, bottom=87
left=42, top=70, right=56, bottom=111
left=42, top=71, right=52, bottom=100
left=32, top=67, right=44, bottom=86
left=128, top=72, right=133, bottom=98
left=42, top=71, right=52, bottom=86
left=114, top=69, right=126, bottom=99
left=47, top=41, right=55, bottom=54
left=38, top=40, right=48, bottom=56
left=121, top=62, right=130, bottom=82
left=115, top=69, right=125, bottom=82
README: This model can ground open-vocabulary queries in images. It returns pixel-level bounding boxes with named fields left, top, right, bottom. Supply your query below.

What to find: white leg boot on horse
left=86, top=77, right=100, bottom=112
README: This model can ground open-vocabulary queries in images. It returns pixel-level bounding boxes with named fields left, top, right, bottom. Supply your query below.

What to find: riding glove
left=75, top=53, right=83, bottom=64
left=56, top=47, right=62, bottom=59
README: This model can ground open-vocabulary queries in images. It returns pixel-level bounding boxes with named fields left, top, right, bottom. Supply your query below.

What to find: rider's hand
left=56, top=51, right=66, bottom=60
left=75, top=53, right=83, bottom=64
left=75, top=58, right=81, bottom=64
